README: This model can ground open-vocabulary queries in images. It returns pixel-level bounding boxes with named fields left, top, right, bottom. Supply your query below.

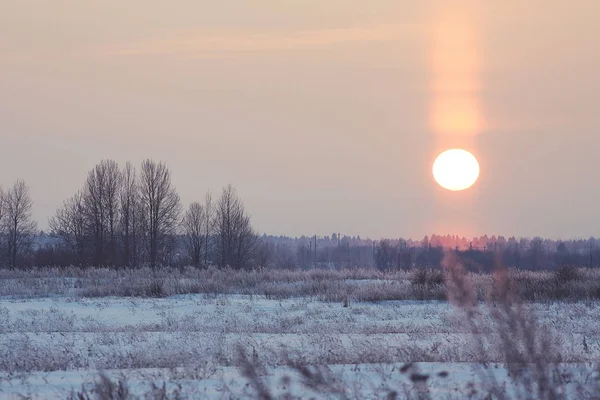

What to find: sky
left=1, top=0, right=599, bottom=239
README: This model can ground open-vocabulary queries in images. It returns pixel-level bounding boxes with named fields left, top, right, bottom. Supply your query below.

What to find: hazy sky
left=1, top=0, right=598, bottom=239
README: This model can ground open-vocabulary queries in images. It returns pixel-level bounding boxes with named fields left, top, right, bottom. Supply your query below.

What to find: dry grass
left=442, top=253, right=599, bottom=399
left=67, top=373, right=185, bottom=400
left=410, top=269, right=446, bottom=287
left=231, top=255, right=600, bottom=399
left=2, top=265, right=600, bottom=303
left=4, top=261, right=600, bottom=398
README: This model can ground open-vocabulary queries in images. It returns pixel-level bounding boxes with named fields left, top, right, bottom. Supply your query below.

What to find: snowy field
left=1, top=268, right=600, bottom=398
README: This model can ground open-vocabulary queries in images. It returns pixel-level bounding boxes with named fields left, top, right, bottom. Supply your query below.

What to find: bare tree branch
left=3, top=180, right=38, bottom=268
left=214, top=185, right=258, bottom=270
left=181, top=202, right=206, bottom=268
left=139, top=160, right=182, bottom=268
left=83, top=160, right=123, bottom=266
left=49, top=191, right=86, bottom=265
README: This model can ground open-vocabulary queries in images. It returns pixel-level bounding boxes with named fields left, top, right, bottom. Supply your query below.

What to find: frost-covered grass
left=1, top=294, right=600, bottom=397
left=6, top=362, right=599, bottom=400
left=2, top=265, right=600, bottom=302
left=1, top=265, right=600, bottom=398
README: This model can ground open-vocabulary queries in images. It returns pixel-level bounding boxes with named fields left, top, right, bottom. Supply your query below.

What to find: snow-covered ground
left=1, top=292, right=600, bottom=398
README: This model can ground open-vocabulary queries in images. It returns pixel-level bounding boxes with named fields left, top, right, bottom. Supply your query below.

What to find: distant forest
left=0, top=159, right=599, bottom=271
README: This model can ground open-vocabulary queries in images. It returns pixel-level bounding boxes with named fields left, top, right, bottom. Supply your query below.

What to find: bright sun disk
left=432, top=149, right=479, bottom=191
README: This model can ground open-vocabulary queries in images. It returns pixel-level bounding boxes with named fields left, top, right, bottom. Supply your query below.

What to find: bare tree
left=120, top=162, right=139, bottom=267
left=214, top=185, right=258, bottom=270
left=375, top=239, right=395, bottom=270
left=3, top=180, right=38, bottom=268
left=0, top=187, right=5, bottom=264
left=204, top=192, right=214, bottom=266
left=181, top=202, right=206, bottom=268
left=255, top=239, right=274, bottom=268
left=83, top=160, right=122, bottom=266
left=104, top=162, right=122, bottom=264
left=139, top=159, right=182, bottom=268
left=49, top=191, right=86, bottom=265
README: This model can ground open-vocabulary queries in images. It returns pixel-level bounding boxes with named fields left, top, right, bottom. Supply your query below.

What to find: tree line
left=0, top=159, right=260, bottom=269
left=258, top=236, right=600, bottom=272
left=2, top=161, right=600, bottom=270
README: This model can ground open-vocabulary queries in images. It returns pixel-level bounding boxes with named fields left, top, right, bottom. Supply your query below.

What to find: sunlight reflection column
left=428, top=1, right=485, bottom=236
left=429, top=1, right=483, bottom=149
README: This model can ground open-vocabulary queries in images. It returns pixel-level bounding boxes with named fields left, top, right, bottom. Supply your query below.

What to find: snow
left=1, top=293, right=600, bottom=398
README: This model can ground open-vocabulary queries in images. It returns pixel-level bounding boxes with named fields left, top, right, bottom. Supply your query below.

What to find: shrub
left=554, top=265, right=580, bottom=283
left=410, top=268, right=445, bottom=286
left=146, top=280, right=165, bottom=298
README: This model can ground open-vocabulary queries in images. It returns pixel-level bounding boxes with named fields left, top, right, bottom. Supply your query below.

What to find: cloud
left=83, top=24, right=423, bottom=59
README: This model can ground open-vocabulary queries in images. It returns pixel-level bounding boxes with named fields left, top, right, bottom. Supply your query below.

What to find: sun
left=432, top=149, right=480, bottom=191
